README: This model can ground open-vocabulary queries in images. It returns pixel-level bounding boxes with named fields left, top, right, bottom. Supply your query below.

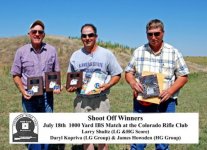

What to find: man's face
left=147, top=27, right=164, bottom=48
left=28, top=25, right=45, bottom=46
left=81, top=26, right=97, bottom=49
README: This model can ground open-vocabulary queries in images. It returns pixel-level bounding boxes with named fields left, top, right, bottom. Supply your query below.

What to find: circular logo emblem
left=12, top=113, right=38, bottom=142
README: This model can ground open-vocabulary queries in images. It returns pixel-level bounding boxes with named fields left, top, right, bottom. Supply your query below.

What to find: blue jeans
left=131, top=98, right=177, bottom=150
left=22, top=92, right=53, bottom=113
left=27, top=144, right=49, bottom=150
left=22, top=92, right=53, bottom=150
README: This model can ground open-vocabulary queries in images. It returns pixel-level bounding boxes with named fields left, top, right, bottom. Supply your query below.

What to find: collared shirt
left=11, top=43, right=60, bottom=89
left=125, top=42, right=189, bottom=98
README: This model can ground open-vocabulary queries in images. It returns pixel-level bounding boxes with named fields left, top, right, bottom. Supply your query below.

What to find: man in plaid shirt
left=125, top=19, right=189, bottom=150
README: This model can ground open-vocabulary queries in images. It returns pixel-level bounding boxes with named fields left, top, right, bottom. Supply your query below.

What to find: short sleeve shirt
left=11, top=43, right=60, bottom=89
left=125, top=42, right=189, bottom=98
left=68, top=46, right=123, bottom=95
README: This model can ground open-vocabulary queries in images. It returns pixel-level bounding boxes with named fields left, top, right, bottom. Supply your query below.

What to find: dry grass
left=0, top=36, right=206, bottom=150
left=1, top=35, right=206, bottom=74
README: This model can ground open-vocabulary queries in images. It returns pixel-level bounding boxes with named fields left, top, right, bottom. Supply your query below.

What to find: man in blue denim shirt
left=11, top=20, right=61, bottom=150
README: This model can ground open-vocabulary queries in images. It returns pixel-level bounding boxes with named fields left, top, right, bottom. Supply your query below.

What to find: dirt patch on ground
left=186, top=61, right=207, bottom=73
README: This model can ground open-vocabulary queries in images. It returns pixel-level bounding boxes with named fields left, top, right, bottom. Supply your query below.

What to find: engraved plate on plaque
left=66, top=72, right=83, bottom=89
left=45, top=72, right=61, bottom=92
left=27, top=76, right=43, bottom=96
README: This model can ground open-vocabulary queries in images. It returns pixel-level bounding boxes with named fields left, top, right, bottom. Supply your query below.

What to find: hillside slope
left=0, top=35, right=206, bottom=73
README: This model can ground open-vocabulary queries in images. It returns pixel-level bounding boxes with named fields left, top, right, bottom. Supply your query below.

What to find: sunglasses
left=31, top=30, right=44, bottom=35
left=81, top=33, right=96, bottom=38
left=147, top=32, right=161, bottom=37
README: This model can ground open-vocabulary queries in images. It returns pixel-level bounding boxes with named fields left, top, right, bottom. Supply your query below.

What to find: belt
left=77, top=94, right=106, bottom=98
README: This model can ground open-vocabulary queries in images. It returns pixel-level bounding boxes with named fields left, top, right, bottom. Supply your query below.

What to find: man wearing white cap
left=11, top=20, right=61, bottom=150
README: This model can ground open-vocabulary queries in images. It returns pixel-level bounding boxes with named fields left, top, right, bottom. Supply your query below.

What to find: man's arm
left=13, top=75, right=31, bottom=100
left=125, top=72, right=143, bottom=98
left=100, top=74, right=121, bottom=91
left=159, top=75, right=188, bottom=102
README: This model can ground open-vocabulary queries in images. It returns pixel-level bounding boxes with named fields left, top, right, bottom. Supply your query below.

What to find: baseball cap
left=30, top=20, right=45, bottom=30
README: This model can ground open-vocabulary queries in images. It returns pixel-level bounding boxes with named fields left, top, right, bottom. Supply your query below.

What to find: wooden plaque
left=66, top=72, right=83, bottom=89
left=27, top=76, right=43, bottom=96
left=45, top=72, right=61, bottom=92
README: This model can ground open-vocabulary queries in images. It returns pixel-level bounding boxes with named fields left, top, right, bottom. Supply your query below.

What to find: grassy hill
left=0, top=36, right=206, bottom=150
left=0, top=35, right=206, bottom=74
left=0, top=35, right=132, bottom=73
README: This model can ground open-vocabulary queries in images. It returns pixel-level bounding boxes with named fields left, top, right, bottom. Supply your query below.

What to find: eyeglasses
left=81, top=33, right=96, bottom=38
left=30, top=30, right=44, bottom=35
left=147, top=32, right=161, bottom=37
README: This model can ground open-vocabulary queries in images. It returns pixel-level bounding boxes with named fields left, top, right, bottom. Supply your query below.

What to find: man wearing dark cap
left=11, top=20, right=61, bottom=150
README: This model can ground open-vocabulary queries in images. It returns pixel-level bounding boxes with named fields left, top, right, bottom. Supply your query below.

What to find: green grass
left=0, top=36, right=206, bottom=149
left=0, top=70, right=206, bottom=150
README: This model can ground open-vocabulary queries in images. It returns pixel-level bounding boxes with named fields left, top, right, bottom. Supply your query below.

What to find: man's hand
left=13, top=75, right=32, bottom=100
left=23, top=91, right=32, bottom=100
left=53, top=89, right=61, bottom=94
left=99, top=83, right=111, bottom=92
left=99, top=75, right=121, bottom=92
left=159, top=75, right=188, bottom=103
left=53, top=85, right=63, bottom=94
left=66, top=86, right=77, bottom=92
left=130, top=81, right=144, bottom=94
left=159, top=89, right=173, bottom=102
left=125, top=72, right=144, bottom=96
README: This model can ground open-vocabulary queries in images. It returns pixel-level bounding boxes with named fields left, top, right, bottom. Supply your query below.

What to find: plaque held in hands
left=45, top=72, right=61, bottom=92
left=66, top=72, right=83, bottom=89
left=27, top=76, right=43, bottom=96
left=139, top=74, right=160, bottom=99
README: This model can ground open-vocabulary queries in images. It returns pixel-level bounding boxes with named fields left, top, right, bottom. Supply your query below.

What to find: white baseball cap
left=30, top=20, right=45, bottom=30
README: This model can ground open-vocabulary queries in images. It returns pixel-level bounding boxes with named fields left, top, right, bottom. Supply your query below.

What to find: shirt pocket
left=162, top=63, right=174, bottom=79
left=46, top=56, right=55, bottom=71
left=22, top=61, right=35, bottom=75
